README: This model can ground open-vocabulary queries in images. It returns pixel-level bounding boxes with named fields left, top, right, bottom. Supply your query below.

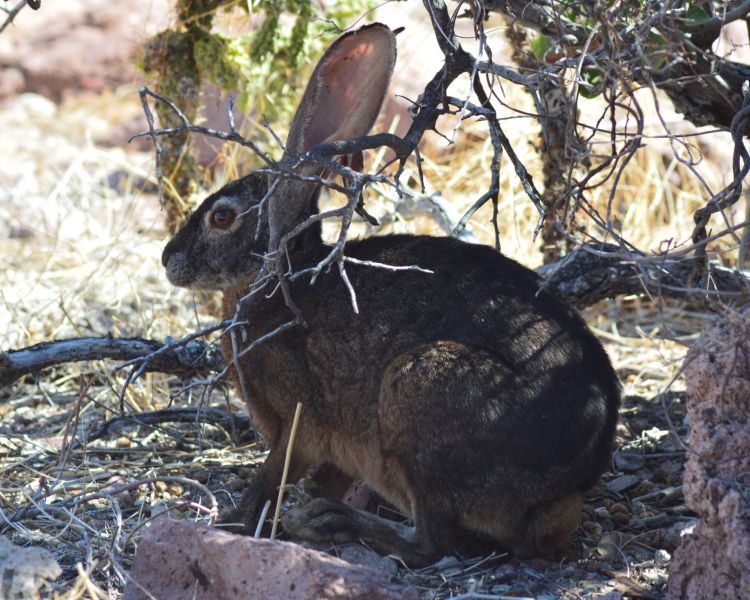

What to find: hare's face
left=162, top=173, right=268, bottom=291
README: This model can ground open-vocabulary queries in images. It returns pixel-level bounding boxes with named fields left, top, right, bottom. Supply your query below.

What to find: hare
left=162, top=23, right=620, bottom=566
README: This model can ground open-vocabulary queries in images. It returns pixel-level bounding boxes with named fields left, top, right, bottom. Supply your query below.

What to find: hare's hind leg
left=307, top=463, right=355, bottom=500
left=513, top=493, right=582, bottom=558
left=281, top=497, right=459, bottom=566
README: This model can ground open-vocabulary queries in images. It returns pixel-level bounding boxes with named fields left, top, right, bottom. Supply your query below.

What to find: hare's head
left=162, top=172, right=268, bottom=290
left=163, top=23, right=397, bottom=292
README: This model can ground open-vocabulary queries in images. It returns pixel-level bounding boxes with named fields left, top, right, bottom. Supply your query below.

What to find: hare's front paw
left=218, top=506, right=254, bottom=535
left=282, top=498, right=361, bottom=544
left=218, top=482, right=269, bottom=535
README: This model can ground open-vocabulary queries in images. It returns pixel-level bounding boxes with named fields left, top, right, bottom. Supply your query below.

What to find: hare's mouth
left=163, top=255, right=204, bottom=290
left=164, top=256, right=247, bottom=292
left=164, top=258, right=196, bottom=289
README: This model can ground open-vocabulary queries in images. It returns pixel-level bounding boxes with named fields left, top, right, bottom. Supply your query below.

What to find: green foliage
left=579, top=68, right=603, bottom=99
left=194, top=32, right=246, bottom=90
left=139, top=0, right=376, bottom=215
left=237, top=0, right=374, bottom=122
left=645, top=27, right=669, bottom=69
left=184, top=0, right=376, bottom=157
left=685, top=5, right=711, bottom=27
left=530, top=35, right=552, bottom=61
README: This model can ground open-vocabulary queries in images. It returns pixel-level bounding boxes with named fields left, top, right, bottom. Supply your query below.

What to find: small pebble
left=238, top=467, right=255, bottom=480
left=190, top=469, right=210, bottom=483
left=493, top=563, right=517, bottom=582
left=612, top=511, right=630, bottom=526
left=632, top=480, right=655, bottom=495
left=227, top=477, right=246, bottom=492
left=154, top=481, right=168, bottom=492
left=655, top=548, right=671, bottom=566
left=336, top=544, right=398, bottom=576
left=115, top=436, right=132, bottom=448
left=641, top=568, right=667, bottom=586
left=582, top=520, right=602, bottom=537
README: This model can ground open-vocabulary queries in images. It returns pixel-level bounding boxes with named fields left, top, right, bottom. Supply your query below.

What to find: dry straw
left=270, top=401, right=303, bottom=540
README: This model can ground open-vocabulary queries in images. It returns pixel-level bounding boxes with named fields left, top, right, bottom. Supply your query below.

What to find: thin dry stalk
left=270, top=401, right=303, bottom=540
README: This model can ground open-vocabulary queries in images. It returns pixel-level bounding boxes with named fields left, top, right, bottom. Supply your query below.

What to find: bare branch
left=682, top=0, right=750, bottom=33
left=538, top=243, right=750, bottom=309
left=87, top=408, right=252, bottom=443
left=0, top=336, right=223, bottom=388
left=0, top=0, right=31, bottom=36
left=691, top=83, right=750, bottom=277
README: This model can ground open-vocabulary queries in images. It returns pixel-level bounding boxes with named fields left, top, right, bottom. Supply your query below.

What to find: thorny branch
left=0, top=0, right=39, bottom=37
left=123, top=0, right=554, bottom=398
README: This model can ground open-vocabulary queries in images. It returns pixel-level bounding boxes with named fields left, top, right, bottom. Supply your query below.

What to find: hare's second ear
left=286, top=23, right=397, bottom=157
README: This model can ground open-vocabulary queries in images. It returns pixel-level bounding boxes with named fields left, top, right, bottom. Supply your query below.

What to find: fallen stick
left=0, top=336, right=223, bottom=388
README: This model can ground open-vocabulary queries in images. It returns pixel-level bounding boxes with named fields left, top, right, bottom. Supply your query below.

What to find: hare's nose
left=162, top=239, right=178, bottom=267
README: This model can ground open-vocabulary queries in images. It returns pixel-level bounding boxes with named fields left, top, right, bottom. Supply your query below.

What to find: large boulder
left=124, top=518, right=418, bottom=600
left=0, top=535, right=61, bottom=599
left=667, top=311, right=750, bottom=599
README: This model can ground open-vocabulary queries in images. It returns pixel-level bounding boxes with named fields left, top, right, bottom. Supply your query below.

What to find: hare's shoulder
left=345, top=234, right=541, bottom=289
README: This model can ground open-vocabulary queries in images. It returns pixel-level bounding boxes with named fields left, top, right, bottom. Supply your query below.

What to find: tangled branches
left=126, top=0, right=750, bottom=398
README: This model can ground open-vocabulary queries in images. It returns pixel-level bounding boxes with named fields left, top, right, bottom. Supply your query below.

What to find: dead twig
left=0, top=336, right=223, bottom=389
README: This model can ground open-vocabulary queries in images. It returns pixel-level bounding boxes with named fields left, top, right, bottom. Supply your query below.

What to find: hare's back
left=328, top=235, right=619, bottom=479
left=342, top=234, right=606, bottom=372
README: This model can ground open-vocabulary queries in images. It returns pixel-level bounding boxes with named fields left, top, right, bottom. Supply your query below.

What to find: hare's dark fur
left=162, top=24, right=620, bottom=566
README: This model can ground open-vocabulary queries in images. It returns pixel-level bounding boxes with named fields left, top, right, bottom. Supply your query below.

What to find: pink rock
left=667, top=312, right=750, bottom=599
left=124, top=519, right=417, bottom=600
left=0, top=536, right=60, bottom=599
left=0, top=68, right=24, bottom=98
left=0, top=0, right=169, bottom=102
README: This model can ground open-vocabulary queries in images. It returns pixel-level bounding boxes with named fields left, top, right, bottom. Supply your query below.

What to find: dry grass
left=0, top=44, right=736, bottom=595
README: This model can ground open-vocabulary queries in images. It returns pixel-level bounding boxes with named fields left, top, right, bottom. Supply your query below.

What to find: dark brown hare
left=162, top=23, right=620, bottom=566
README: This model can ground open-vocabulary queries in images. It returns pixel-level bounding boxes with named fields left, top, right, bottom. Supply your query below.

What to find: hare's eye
left=211, top=208, right=236, bottom=229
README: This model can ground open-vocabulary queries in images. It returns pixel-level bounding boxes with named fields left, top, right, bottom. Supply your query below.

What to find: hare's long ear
left=285, top=23, right=397, bottom=157
left=267, top=23, right=396, bottom=249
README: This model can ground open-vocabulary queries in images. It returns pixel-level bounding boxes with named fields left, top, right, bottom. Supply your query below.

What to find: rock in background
left=0, top=535, right=61, bottom=599
left=667, top=311, right=750, bottom=599
left=0, top=0, right=169, bottom=102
